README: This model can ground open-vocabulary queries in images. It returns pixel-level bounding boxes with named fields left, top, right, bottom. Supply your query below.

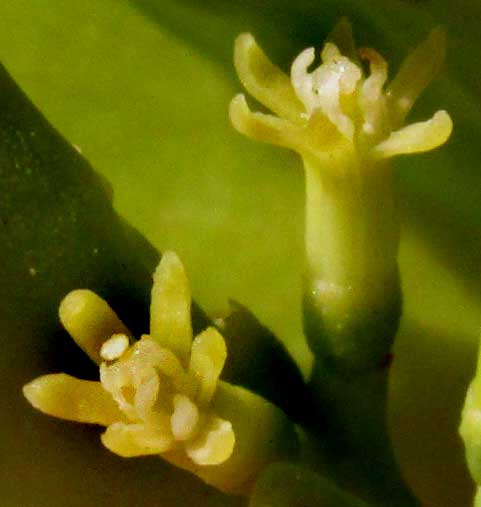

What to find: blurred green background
left=1, top=1, right=481, bottom=505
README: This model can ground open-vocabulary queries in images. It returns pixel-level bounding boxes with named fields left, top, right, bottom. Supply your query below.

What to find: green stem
left=303, top=155, right=401, bottom=373
left=301, top=156, right=417, bottom=505
left=306, top=362, right=419, bottom=507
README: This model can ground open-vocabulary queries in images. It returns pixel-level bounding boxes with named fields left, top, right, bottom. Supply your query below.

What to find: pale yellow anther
left=59, top=289, right=130, bottom=365
left=100, top=333, right=130, bottom=361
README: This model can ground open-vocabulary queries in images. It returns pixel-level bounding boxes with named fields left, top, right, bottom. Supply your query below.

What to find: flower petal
left=371, top=110, right=452, bottom=159
left=150, top=251, right=193, bottom=363
left=23, top=373, right=125, bottom=425
left=358, top=47, right=388, bottom=143
left=190, top=327, right=227, bottom=405
left=387, top=27, right=446, bottom=127
left=101, top=421, right=174, bottom=457
left=185, top=415, right=235, bottom=466
left=234, top=33, right=304, bottom=123
left=229, top=94, right=306, bottom=153
left=59, top=289, right=131, bottom=365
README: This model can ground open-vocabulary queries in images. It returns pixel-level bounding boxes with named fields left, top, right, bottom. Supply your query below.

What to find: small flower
left=229, top=19, right=453, bottom=373
left=23, top=251, right=298, bottom=494
left=24, top=252, right=234, bottom=465
left=230, top=18, right=452, bottom=167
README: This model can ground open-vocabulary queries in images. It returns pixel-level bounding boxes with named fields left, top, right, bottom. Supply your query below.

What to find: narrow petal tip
left=23, top=378, right=45, bottom=410
left=229, top=93, right=249, bottom=133
left=150, top=250, right=192, bottom=360
left=387, top=26, right=447, bottom=125
left=234, top=32, right=256, bottom=57
left=372, top=109, right=452, bottom=159
left=233, top=32, right=304, bottom=122
left=229, top=94, right=305, bottom=152
left=23, top=374, right=75, bottom=417
left=23, top=373, right=124, bottom=425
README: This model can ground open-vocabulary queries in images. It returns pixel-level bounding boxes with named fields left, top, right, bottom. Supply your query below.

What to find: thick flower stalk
left=230, top=19, right=452, bottom=374
left=23, top=251, right=298, bottom=495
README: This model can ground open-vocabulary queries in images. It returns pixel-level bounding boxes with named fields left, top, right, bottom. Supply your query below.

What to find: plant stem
left=306, top=362, right=419, bottom=507
left=301, top=156, right=418, bottom=506
left=303, top=156, right=401, bottom=374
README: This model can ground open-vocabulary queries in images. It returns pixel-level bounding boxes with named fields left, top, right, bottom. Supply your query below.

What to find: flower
left=23, top=251, right=298, bottom=495
left=24, top=251, right=234, bottom=465
left=229, top=19, right=453, bottom=374
left=230, top=18, right=452, bottom=167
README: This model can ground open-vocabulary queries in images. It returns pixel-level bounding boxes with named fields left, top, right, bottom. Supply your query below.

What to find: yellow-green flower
left=230, top=20, right=453, bottom=374
left=230, top=19, right=452, bottom=169
left=23, top=251, right=298, bottom=495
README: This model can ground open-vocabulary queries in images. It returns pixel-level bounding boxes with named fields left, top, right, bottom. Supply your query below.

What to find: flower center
left=291, top=42, right=362, bottom=140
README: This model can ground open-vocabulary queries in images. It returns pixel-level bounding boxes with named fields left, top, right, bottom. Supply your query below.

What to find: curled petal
left=387, top=27, right=446, bottom=127
left=326, top=17, right=359, bottom=64
left=190, top=327, right=227, bottom=405
left=359, top=48, right=388, bottom=139
left=291, top=44, right=359, bottom=140
left=230, top=94, right=306, bottom=153
left=371, top=110, right=452, bottom=159
left=290, top=47, right=316, bottom=115
left=59, top=289, right=131, bottom=365
left=185, top=416, right=235, bottom=466
left=234, top=33, right=304, bottom=123
left=101, top=421, right=174, bottom=457
left=150, top=251, right=193, bottom=364
left=23, top=374, right=125, bottom=425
